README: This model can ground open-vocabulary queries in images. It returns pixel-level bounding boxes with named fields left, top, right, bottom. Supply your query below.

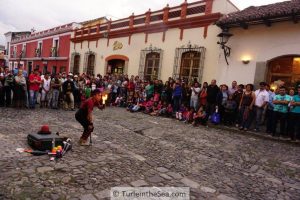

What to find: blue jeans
left=254, top=106, right=264, bottom=130
left=29, top=90, right=39, bottom=108
left=24, top=89, right=29, bottom=107
left=190, top=97, right=199, bottom=111
left=51, top=89, right=60, bottom=108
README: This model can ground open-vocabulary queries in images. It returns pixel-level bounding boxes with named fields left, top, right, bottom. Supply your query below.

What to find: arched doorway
left=180, top=51, right=201, bottom=82
left=267, top=55, right=300, bottom=86
left=144, top=52, right=160, bottom=81
left=87, top=54, right=95, bottom=76
left=73, top=54, right=80, bottom=75
left=105, top=55, right=129, bottom=75
left=107, top=59, right=125, bottom=75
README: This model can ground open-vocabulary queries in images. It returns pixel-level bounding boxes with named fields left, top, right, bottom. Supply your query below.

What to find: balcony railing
left=20, top=50, right=26, bottom=58
left=35, top=48, right=41, bottom=57
left=73, top=0, right=207, bottom=39
left=50, top=47, right=58, bottom=57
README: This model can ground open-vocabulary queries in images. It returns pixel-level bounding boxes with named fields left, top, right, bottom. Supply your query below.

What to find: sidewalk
left=208, top=123, right=300, bottom=146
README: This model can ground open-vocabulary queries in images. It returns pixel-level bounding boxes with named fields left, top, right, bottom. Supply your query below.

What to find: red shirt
left=29, top=74, right=41, bottom=91
left=80, top=97, right=101, bottom=114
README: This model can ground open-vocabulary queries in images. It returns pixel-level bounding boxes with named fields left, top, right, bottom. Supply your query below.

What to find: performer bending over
left=75, top=89, right=104, bottom=145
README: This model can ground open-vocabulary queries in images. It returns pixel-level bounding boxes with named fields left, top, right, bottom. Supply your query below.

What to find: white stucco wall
left=70, top=0, right=240, bottom=82
left=71, top=25, right=225, bottom=83
left=217, top=21, right=300, bottom=85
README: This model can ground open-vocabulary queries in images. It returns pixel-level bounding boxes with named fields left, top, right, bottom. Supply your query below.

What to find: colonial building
left=216, top=0, right=300, bottom=87
left=4, top=31, right=31, bottom=70
left=9, top=23, right=80, bottom=75
left=0, top=45, right=5, bottom=67
left=70, top=17, right=108, bottom=75
left=70, top=0, right=238, bottom=83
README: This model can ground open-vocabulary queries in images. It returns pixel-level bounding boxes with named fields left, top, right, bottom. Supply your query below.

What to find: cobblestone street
left=0, top=107, right=300, bottom=200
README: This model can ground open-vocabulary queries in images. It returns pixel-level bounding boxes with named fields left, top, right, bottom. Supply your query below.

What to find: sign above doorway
left=113, top=41, right=123, bottom=51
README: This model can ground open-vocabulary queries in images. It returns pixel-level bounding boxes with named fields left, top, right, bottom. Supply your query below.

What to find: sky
left=0, top=0, right=287, bottom=46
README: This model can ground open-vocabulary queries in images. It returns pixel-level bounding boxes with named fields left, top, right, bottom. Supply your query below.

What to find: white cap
left=74, top=75, right=78, bottom=78
left=68, top=73, right=73, bottom=77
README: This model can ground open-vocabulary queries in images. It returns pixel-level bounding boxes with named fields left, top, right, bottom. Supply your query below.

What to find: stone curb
left=208, top=123, right=300, bottom=146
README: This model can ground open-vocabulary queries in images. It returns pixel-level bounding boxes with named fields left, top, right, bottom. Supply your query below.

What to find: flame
left=102, top=94, right=108, bottom=104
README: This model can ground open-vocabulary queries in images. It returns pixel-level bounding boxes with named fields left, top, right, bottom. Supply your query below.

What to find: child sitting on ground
left=158, top=102, right=167, bottom=116
left=143, top=97, right=154, bottom=114
left=184, top=107, right=195, bottom=123
left=192, top=106, right=207, bottom=126
left=129, top=97, right=144, bottom=112
left=166, top=104, right=173, bottom=117
left=126, top=98, right=134, bottom=111
left=115, top=94, right=123, bottom=107
left=150, top=101, right=163, bottom=116
left=176, top=104, right=187, bottom=121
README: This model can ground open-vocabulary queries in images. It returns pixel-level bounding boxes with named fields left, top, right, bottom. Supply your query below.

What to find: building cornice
left=71, top=13, right=221, bottom=43
left=9, top=57, right=68, bottom=61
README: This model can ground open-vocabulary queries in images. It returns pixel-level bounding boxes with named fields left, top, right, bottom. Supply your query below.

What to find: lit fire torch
left=102, top=93, right=108, bottom=105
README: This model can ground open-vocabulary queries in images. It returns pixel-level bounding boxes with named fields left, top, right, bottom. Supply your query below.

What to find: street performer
left=75, top=88, right=104, bottom=145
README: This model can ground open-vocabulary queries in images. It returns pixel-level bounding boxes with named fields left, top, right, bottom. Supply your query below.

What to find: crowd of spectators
left=1, top=65, right=300, bottom=141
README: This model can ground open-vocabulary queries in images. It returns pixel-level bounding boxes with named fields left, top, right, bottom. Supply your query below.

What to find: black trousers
left=0, top=88, right=4, bottom=106
left=75, top=109, right=94, bottom=140
left=4, top=86, right=12, bottom=107
left=265, top=109, right=274, bottom=133
left=224, top=110, right=235, bottom=125
left=287, top=112, right=300, bottom=140
left=205, top=102, right=216, bottom=120
left=272, top=111, right=287, bottom=137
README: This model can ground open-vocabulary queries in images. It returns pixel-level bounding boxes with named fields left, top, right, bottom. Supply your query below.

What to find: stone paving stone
left=156, top=167, right=169, bottom=173
left=249, top=165, right=259, bottom=172
left=127, top=151, right=146, bottom=161
left=266, top=177, right=282, bottom=185
left=181, top=177, right=200, bottom=189
left=69, top=160, right=87, bottom=167
left=225, top=163, right=233, bottom=167
left=94, top=189, right=110, bottom=199
left=166, top=172, right=183, bottom=180
left=282, top=161, right=300, bottom=169
left=80, top=194, right=97, bottom=200
left=217, top=194, right=237, bottom=200
left=200, top=186, right=216, bottom=193
left=61, top=176, right=72, bottom=184
left=36, top=166, right=54, bottom=173
left=130, top=180, right=148, bottom=187
left=285, top=183, right=300, bottom=190
left=159, top=173, right=172, bottom=180
left=147, top=175, right=164, bottom=183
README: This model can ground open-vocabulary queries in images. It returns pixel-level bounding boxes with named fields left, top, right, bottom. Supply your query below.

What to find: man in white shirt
left=228, top=80, right=237, bottom=95
left=254, top=82, right=269, bottom=131
left=190, top=82, right=201, bottom=111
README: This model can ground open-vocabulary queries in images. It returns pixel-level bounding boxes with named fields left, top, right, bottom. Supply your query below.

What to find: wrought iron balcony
left=50, top=47, right=58, bottom=57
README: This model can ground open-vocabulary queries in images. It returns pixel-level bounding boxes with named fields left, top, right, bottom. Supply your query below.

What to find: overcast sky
left=0, top=0, right=287, bottom=46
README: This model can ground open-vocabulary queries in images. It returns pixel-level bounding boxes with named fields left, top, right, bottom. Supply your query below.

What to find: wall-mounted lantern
left=217, top=28, right=233, bottom=65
